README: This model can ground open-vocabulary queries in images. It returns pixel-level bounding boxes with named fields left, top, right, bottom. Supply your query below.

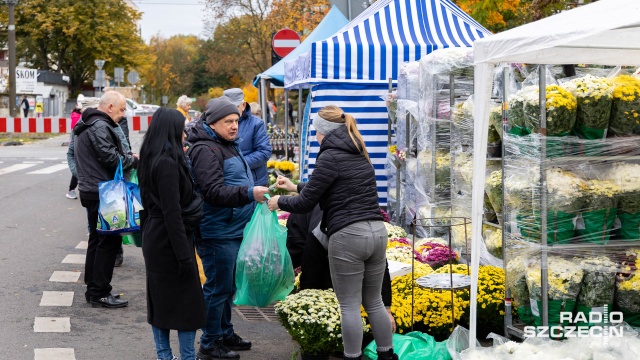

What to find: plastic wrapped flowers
left=609, top=74, right=640, bottom=136
left=564, top=74, right=614, bottom=139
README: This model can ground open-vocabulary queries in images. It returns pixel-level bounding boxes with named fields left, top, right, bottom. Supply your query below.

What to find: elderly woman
left=249, top=102, right=261, bottom=117
left=176, top=95, right=192, bottom=124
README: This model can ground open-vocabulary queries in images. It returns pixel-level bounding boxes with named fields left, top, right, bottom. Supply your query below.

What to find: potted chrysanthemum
left=275, top=289, right=353, bottom=359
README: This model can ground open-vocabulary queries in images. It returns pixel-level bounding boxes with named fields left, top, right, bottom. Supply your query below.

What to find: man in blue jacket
left=186, top=97, right=269, bottom=359
left=222, top=88, right=271, bottom=186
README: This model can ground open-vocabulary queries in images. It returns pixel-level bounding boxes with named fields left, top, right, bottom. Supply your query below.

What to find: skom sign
left=16, top=68, right=38, bottom=94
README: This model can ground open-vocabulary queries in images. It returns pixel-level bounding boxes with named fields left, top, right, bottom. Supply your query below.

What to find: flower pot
left=486, top=142, right=502, bottom=158
left=300, top=353, right=330, bottom=360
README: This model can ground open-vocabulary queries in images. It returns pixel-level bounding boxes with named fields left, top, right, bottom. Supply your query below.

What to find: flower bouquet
left=485, top=170, right=503, bottom=215
left=386, top=244, right=414, bottom=264
left=507, top=87, right=532, bottom=135
left=523, top=85, right=577, bottom=136
left=415, top=242, right=458, bottom=270
left=609, top=75, right=640, bottom=136
left=489, top=105, right=503, bottom=141
left=526, top=256, right=584, bottom=329
left=606, top=163, right=640, bottom=240
left=275, top=289, right=346, bottom=356
left=453, top=152, right=474, bottom=190
left=485, top=228, right=502, bottom=259
left=616, top=250, right=640, bottom=327
left=384, top=222, right=407, bottom=240
left=575, top=256, right=616, bottom=327
left=385, top=92, right=398, bottom=124
left=564, top=74, right=614, bottom=139
left=577, top=180, right=621, bottom=243
left=507, top=256, right=534, bottom=325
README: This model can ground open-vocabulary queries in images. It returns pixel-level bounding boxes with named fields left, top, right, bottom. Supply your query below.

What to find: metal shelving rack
left=500, top=65, right=640, bottom=339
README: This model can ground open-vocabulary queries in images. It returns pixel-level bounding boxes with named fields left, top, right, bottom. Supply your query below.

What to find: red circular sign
left=272, top=29, right=301, bottom=58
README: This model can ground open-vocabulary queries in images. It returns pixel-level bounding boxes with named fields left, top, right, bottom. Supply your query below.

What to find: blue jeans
left=151, top=325, right=197, bottom=360
left=196, top=238, right=241, bottom=349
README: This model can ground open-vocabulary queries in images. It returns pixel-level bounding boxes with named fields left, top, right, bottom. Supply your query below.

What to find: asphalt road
left=0, top=133, right=298, bottom=360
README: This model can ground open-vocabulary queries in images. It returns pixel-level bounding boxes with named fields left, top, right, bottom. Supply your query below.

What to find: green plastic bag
left=617, top=211, right=640, bottom=240
left=364, top=332, right=450, bottom=360
left=577, top=208, right=617, bottom=243
left=234, top=196, right=294, bottom=307
left=517, top=210, right=576, bottom=244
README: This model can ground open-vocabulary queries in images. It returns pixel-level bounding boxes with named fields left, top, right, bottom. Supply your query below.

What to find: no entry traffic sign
left=272, top=29, right=301, bottom=58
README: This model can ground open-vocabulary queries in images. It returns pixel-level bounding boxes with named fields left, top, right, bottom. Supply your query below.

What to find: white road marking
left=34, top=348, right=76, bottom=360
left=40, top=291, right=74, bottom=307
left=0, top=163, right=37, bottom=175
left=49, top=271, right=81, bottom=283
left=75, top=241, right=88, bottom=250
left=33, top=317, right=71, bottom=332
left=27, top=164, right=69, bottom=174
left=23, top=161, right=44, bottom=164
left=61, top=254, right=85, bottom=265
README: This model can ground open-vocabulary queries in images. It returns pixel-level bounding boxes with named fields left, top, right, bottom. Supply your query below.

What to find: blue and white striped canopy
left=285, top=0, right=490, bottom=88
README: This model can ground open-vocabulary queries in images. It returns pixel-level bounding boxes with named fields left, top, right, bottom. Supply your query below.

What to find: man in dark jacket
left=186, top=97, right=269, bottom=360
left=74, top=91, right=138, bottom=309
left=222, top=88, right=271, bottom=186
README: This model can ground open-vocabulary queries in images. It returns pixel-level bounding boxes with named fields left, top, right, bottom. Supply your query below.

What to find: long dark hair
left=138, top=108, right=189, bottom=195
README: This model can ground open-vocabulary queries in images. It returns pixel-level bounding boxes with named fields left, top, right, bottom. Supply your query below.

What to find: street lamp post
left=7, top=0, right=18, bottom=118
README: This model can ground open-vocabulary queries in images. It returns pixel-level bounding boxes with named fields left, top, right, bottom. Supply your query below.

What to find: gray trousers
left=328, top=220, right=393, bottom=357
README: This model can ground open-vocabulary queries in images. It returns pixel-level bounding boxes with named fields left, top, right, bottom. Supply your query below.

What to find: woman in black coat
left=138, top=108, right=205, bottom=360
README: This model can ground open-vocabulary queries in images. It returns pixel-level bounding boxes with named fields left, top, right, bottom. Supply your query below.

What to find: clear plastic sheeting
left=398, top=61, right=421, bottom=102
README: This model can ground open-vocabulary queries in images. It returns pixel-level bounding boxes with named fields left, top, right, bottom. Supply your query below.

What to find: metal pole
left=260, top=77, right=269, bottom=123
left=539, top=65, right=549, bottom=327
left=298, top=88, right=304, bottom=171
left=502, top=67, right=512, bottom=336
left=284, top=90, right=289, bottom=160
left=347, top=0, right=352, bottom=20
left=8, top=0, right=17, bottom=118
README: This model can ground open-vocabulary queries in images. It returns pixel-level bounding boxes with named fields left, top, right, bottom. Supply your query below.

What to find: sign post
left=272, top=29, right=301, bottom=59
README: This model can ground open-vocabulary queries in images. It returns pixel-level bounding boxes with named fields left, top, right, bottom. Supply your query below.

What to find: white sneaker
left=66, top=190, right=78, bottom=199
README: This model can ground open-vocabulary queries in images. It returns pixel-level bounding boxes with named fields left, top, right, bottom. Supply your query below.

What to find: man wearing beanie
left=222, top=88, right=271, bottom=186
left=185, top=96, right=269, bottom=359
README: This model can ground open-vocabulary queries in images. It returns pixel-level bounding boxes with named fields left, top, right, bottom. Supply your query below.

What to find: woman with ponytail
left=268, top=106, right=396, bottom=360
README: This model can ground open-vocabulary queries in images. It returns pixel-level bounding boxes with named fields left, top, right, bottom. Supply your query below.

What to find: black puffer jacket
left=74, top=108, right=138, bottom=197
left=278, top=126, right=382, bottom=237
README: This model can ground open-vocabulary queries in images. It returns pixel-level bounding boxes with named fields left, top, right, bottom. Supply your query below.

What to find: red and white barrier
left=0, top=116, right=154, bottom=133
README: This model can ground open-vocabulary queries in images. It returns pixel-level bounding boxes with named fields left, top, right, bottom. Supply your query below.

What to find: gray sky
left=134, top=1, right=208, bottom=42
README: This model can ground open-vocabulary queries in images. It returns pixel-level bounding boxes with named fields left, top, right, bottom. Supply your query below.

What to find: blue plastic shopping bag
left=97, top=160, right=143, bottom=235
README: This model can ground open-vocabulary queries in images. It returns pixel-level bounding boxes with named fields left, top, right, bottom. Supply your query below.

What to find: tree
left=141, top=35, right=201, bottom=103
left=14, top=0, right=151, bottom=96
left=268, top=0, right=330, bottom=38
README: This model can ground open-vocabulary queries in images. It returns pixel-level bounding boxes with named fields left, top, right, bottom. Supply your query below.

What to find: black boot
left=377, top=349, right=398, bottom=360
left=197, top=340, right=239, bottom=359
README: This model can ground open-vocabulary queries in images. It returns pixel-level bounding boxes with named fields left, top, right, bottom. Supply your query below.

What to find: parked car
left=138, top=104, right=160, bottom=113
left=125, top=98, right=145, bottom=117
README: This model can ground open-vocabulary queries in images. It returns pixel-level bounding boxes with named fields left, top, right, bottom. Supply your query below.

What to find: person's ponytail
left=317, top=105, right=370, bottom=163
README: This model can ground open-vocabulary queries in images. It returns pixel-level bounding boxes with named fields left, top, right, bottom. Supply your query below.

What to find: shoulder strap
left=185, top=140, right=225, bottom=192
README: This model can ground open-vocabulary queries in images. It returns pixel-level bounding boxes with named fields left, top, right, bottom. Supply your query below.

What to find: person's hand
left=268, top=195, right=280, bottom=211
left=132, top=153, right=140, bottom=160
left=276, top=176, right=297, bottom=192
left=387, top=308, right=396, bottom=333
left=253, top=186, right=269, bottom=203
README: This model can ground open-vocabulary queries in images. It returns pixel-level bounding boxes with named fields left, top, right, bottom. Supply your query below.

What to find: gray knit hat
left=205, top=97, right=240, bottom=125
left=222, top=88, right=245, bottom=106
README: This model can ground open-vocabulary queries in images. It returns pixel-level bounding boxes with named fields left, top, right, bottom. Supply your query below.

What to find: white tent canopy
left=469, top=0, right=640, bottom=347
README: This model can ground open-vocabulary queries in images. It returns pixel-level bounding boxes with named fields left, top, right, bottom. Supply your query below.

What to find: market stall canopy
left=474, top=0, right=640, bottom=66
left=252, top=6, right=348, bottom=88
left=468, top=0, right=640, bottom=347
left=285, top=0, right=490, bottom=89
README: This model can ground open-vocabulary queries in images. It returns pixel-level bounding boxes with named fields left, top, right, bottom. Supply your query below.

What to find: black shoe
left=114, top=253, right=123, bottom=267
left=222, top=333, right=251, bottom=351
left=196, top=341, right=239, bottom=359
left=90, top=294, right=128, bottom=308
left=377, top=349, right=398, bottom=360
